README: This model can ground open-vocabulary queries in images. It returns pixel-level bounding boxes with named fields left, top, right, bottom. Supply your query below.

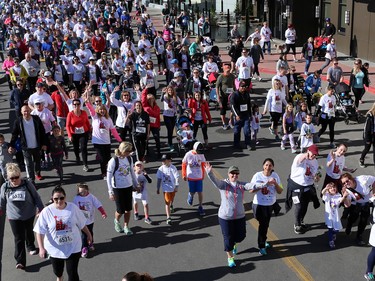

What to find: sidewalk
left=145, top=6, right=375, bottom=95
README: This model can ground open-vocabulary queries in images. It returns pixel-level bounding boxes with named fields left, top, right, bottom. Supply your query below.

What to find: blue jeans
left=233, top=118, right=252, bottom=147
left=304, top=56, right=312, bottom=73
left=262, top=41, right=271, bottom=54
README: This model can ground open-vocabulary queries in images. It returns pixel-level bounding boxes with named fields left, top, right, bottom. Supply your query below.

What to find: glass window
left=338, top=0, right=347, bottom=33
left=322, top=1, right=331, bottom=29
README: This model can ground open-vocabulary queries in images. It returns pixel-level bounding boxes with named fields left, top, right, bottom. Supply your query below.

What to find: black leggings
left=346, top=203, right=370, bottom=238
left=93, top=143, right=111, bottom=175
left=72, top=133, right=89, bottom=166
left=118, top=126, right=132, bottom=142
left=352, top=87, right=365, bottom=108
left=252, top=204, right=273, bottom=248
left=150, top=127, right=161, bottom=155
left=50, top=252, right=81, bottom=281
left=133, top=135, right=147, bottom=161
left=193, top=120, right=208, bottom=141
left=253, top=62, right=260, bottom=76
left=294, top=190, right=311, bottom=226
left=270, top=112, right=282, bottom=130
left=318, top=117, right=335, bottom=143
left=360, top=136, right=375, bottom=165
left=164, top=115, right=176, bottom=146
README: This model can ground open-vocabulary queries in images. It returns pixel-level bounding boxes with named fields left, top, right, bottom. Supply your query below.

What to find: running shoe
left=275, top=135, right=280, bottom=141
left=134, top=213, right=141, bottom=220
left=16, top=264, right=25, bottom=270
left=329, top=241, right=335, bottom=249
left=232, top=244, right=238, bottom=255
left=170, top=204, right=175, bottom=213
left=124, top=227, right=133, bottom=236
left=187, top=193, right=193, bottom=206
left=81, top=247, right=88, bottom=258
left=35, top=174, right=44, bottom=181
left=144, top=218, right=152, bottom=224
left=364, top=273, right=375, bottom=281
left=294, top=225, right=305, bottom=234
left=83, top=165, right=89, bottom=172
left=268, top=127, right=275, bottom=135
left=359, top=160, right=366, bottom=168
left=259, top=248, right=267, bottom=255
left=227, top=257, right=236, bottom=267
left=114, top=219, right=124, bottom=233
left=88, top=243, right=95, bottom=251
left=166, top=217, right=172, bottom=225
left=280, top=145, right=286, bottom=150
left=29, top=249, right=38, bottom=255
left=265, top=242, right=271, bottom=248
left=198, top=206, right=205, bottom=216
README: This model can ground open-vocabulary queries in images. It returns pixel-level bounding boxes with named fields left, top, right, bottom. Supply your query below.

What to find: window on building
left=322, top=0, right=331, bottom=29
left=338, top=0, right=347, bottom=33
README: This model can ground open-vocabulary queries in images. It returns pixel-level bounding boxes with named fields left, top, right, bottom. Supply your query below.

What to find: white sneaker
left=281, top=146, right=286, bottom=151
left=258, top=77, right=262, bottom=81
left=304, top=72, right=308, bottom=76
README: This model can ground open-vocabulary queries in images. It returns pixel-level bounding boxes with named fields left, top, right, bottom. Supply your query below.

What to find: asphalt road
left=1, top=38, right=375, bottom=281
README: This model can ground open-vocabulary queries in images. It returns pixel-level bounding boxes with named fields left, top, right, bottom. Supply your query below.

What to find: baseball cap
left=44, top=71, right=52, bottom=77
left=193, top=141, right=204, bottom=152
left=228, top=166, right=240, bottom=174
left=161, top=154, right=172, bottom=161
left=37, top=82, right=45, bottom=88
left=239, top=80, right=247, bottom=87
left=174, top=71, right=181, bottom=78
left=171, top=59, right=178, bottom=64
left=181, top=122, right=189, bottom=128
left=134, top=161, right=143, bottom=166
left=89, top=56, right=95, bottom=61
left=307, top=144, right=319, bottom=156
left=34, top=98, right=45, bottom=104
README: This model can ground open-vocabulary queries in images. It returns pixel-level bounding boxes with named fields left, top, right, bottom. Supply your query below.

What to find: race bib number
left=82, top=210, right=90, bottom=219
left=136, top=127, right=146, bottom=133
left=10, top=190, right=26, bottom=201
left=292, top=196, right=300, bottom=204
left=75, top=127, right=84, bottom=134
left=99, top=128, right=108, bottom=134
left=149, top=117, right=156, bottom=124
left=240, top=104, right=248, bottom=112
left=57, top=232, right=73, bottom=245
left=226, top=88, right=233, bottom=94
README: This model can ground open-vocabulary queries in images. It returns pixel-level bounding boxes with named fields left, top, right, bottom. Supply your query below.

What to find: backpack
left=112, top=155, right=133, bottom=187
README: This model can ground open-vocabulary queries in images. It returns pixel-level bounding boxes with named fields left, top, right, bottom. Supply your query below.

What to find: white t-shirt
left=182, top=151, right=206, bottom=181
left=72, top=63, right=85, bottom=81
left=325, top=43, right=336, bottom=60
left=260, top=26, right=272, bottom=41
left=300, top=123, right=315, bottom=149
left=29, top=92, right=54, bottom=108
left=157, top=164, right=179, bottom=192
left=133, top=173, right=149, bottom=201
left=347, top=175, right=375, bottom=204
left=285, top=28, right=296, bottom=44
left=73, top=194, right=103, bottom=225
left=326, top=153, right=345, bottom=179
left=322, top=193, right=343, bottom=230
left=251, top=171, right=281, bottom=206
left=33, top=202, right=86, bottom=259
left=106, top=32, right=120, bottom=49
left=202, top=61, right=219, bottom=80
left=290, top=154, right=319, bottom=186
left=91, top=115, right=116, bottom=145
left=31, top=108, right=55, bottom=133
left=251, top=112, right=261, bottom=131
left=272, top=74, right=288, bottom=97
left=265, top=89, right=286, bottom=113
left=106, top=157, right=138, bottom=192
left=235, top=56, right=254, bottom=79
left=319, top=94, right=336, bottom=118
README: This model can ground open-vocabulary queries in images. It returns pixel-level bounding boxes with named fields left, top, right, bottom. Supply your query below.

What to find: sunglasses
left=95, top=100, right=102, bottom=103
left=35, top=103, right=43, bottom=105
left=9, top=176, right=20, bottom=180
left=240, top=85, right=247, bottom=88
left=53, top=196, right=65, bottom=202
left=123, top=95, right=130, bottom=97
left=73, top=103, right=80, bottom=106
left=230, top=172, right=239, bottom=175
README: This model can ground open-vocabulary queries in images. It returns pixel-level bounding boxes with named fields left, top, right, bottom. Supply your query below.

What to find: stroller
left=175, top=111, right=196, bottom=156
left=206, top=72, right=220, bottom=110
left=334, top=82, right=360, bottom=124
left=190, top=53, right=203, bottom=74
left=314, top=36, right=330, bottom=60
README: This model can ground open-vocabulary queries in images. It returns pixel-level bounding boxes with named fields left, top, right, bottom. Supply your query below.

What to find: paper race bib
left=10, top=190, right=26, bottom=201
left=292, top=196, right=300, bottom=204
left=75, top=127, right=84, bottom=134
left=149, top=117, right=156, bottom=124
left=56, top=232, right=73, bottom=245
left=226, top=88, right=233, bottom=94
left=136, top=127, right=146, bottom=133
left=99, top=128, right=108, bottom=134
left=240, top=104, right=248, bottom=112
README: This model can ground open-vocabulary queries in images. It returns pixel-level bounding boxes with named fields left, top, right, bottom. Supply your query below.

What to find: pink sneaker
left=81, top=247, right=88, bottom=258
